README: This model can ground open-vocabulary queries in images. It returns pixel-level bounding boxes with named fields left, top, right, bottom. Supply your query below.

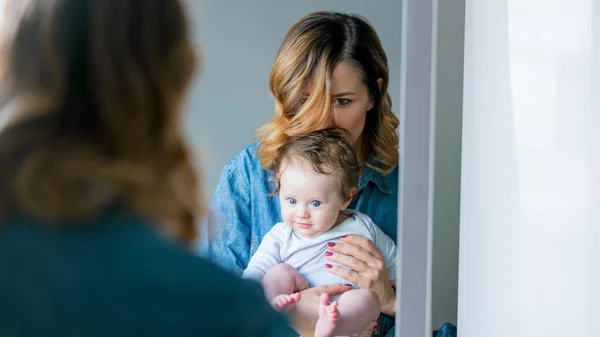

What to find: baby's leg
left=315, top=289, right=380, bottom=337
left=261, top=263, right=309, bottom=299
left=261, top=263, right=309, bottom=311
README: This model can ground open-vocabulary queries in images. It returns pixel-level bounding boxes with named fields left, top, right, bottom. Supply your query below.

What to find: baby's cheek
left=280, top=208, right=291, bottom=221
left=323, top=211, right=339, bottom=229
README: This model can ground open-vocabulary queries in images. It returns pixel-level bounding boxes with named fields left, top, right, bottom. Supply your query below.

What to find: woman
left=0, top=1, right=294, bottom=336
left=199, top=11, right=399, bottom=337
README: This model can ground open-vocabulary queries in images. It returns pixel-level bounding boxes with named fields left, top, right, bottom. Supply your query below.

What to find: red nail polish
left=340, top=235, right=347, bottom=238
left=345, top=284, right=352, bottom=286
left=327, top=242, right=335, bottom=247
left=325, top=251, right=333, bottom=256
left=325, top=263, right=332, bottom=268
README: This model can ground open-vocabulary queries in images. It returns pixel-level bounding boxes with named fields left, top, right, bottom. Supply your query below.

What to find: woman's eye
left=311, top=200, right=321, bottom=207
left=335, top=98, right=352, bottom=106
left=288, top=198, right=297, bottom=205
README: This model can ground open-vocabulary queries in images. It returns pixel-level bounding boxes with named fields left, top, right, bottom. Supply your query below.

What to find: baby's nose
left=296, top=207, right=310, bottom=219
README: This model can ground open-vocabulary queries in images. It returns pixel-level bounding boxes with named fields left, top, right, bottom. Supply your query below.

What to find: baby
left=242, top=128, right=397, bottom=337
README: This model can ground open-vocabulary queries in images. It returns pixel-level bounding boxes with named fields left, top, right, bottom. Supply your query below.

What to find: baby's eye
left=311, top=200, right=322, bottom=207
left=288, top=198, right=297, bottom=205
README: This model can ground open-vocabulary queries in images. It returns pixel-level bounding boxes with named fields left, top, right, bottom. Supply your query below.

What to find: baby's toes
left=328, top=303, right=339, bottom=321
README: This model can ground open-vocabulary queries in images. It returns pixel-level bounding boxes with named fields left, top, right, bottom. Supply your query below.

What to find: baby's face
left=278, top=160, right=349, bottom=238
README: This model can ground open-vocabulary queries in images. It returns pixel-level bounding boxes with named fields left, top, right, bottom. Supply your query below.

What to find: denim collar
left=359, top=165, right=393, bottom=194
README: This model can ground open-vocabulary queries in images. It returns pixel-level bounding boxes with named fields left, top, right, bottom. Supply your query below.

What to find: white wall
left=459, top=1, right=600, bottom=336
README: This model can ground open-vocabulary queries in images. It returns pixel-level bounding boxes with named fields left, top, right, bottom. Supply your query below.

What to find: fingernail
left=325, top=251, right=333, bottom=256
left=340, top=235, right=347, bottom=238
left=345, top=283, right=352, bottom=286
left=327, top=242, right=335, bottom=247
left=325, top=263, right=333, bottom=268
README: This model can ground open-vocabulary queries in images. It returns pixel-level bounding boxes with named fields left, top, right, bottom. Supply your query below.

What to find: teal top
left=0, top=211, right=295, bottom=337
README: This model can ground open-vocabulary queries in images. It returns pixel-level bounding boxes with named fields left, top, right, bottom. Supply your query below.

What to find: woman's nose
left=322, top=116, right=335, bottom=128
left=316, top=121, right=335, bottom=131
left=311, top=110, right=333, bottom=130
left=323, top=115, right=335, bottom=128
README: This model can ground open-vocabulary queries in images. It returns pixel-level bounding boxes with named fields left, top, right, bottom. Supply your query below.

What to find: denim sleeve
left=198, top=158, right=252, bottom=276
left=377, top=314, right=395, bottom=337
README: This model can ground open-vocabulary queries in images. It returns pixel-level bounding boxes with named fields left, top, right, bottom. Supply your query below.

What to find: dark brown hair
left=257, top=11, right=399, bottom=175
left=0, top=0, right=201, bottom=246
left=272, top=128, right=360, bottom=200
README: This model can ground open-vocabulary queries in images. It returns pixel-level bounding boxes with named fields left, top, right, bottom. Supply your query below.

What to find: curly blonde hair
left=257, top=11, right=399, bottom=175
left=0, top=0, right=202, bottom=247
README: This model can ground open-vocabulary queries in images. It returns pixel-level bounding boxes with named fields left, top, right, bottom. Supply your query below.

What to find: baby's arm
left=243, top=224, right=307, bottom=311
left=242, top=228, right=283, bottom=282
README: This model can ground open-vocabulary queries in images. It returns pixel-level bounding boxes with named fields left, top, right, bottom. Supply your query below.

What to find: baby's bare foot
left=270, top=293, right=301, bottom=312
left=314, top=293, right=339, bottom=337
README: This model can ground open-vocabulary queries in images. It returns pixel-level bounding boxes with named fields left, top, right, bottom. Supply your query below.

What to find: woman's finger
left=326, top=241, right=376, bottom=265
left=328, top=241, right=385, bottom=270
left=325, top=250, right=369, bottom=272
left=313, top=283, right=353, bottom=296
left=340, top=235, right=384, bottom=260
left=325, top=264, right=362, bottom=285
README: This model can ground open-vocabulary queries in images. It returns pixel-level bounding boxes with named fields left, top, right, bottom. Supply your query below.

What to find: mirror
left=184, top=1, right=462, bottom=337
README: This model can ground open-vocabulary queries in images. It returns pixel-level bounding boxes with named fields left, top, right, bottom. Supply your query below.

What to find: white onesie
left=242, top=209, right=397, bottom=289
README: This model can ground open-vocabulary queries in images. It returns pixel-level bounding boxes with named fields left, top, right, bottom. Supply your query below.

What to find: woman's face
left=305, top=62, right=375, bottom=146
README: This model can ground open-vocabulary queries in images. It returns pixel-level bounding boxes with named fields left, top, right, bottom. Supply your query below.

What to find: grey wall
left=183, top=1, right=402, bottom=196
left=398, top=0, right=464, bottom=333
left=432, top=0, right=465, bottom=329
left=396, top=0, right=438, bottom=335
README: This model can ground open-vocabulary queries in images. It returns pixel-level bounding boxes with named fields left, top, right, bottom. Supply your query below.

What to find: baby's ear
left=341, top=187, right=358, bottom=210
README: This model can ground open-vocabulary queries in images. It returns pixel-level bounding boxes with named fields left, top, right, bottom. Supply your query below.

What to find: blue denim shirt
left=198, top=143, right=398, bottom=337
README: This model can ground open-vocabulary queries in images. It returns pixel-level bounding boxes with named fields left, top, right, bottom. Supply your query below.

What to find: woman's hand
left=288, top=283, right=353, bottom=337
left=324, top=235, right=396, bottom=316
